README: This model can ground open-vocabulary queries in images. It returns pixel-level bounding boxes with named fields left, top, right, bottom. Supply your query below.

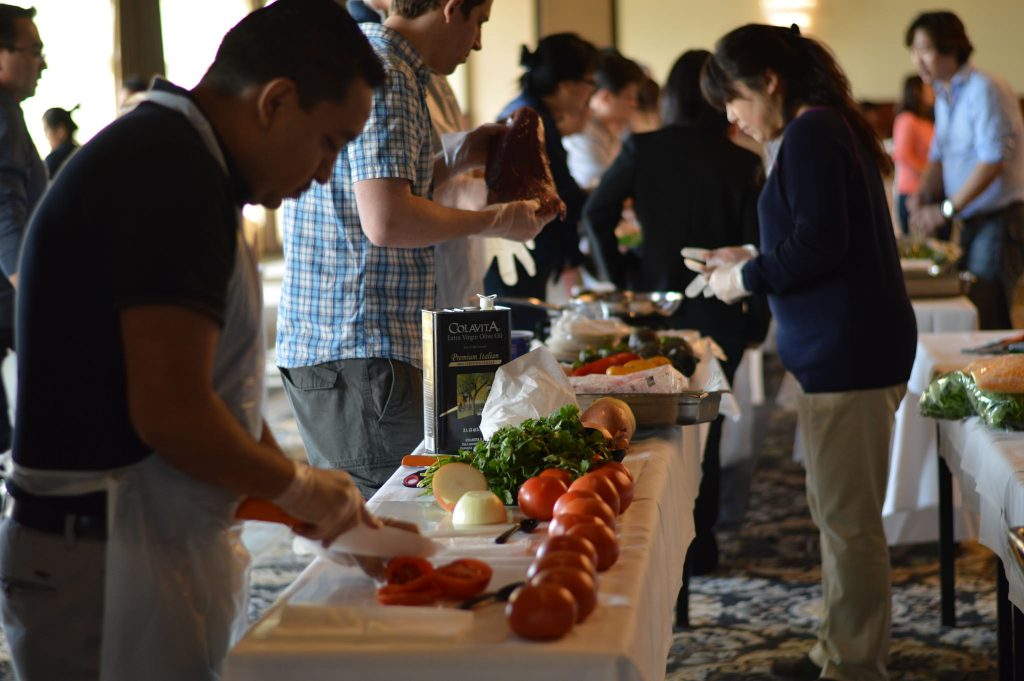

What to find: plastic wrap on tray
left=969, top=388, right=1024, bottom=430
left=919, top=369, right=1024, bottom=430
left=568, top=364, right=689, bottom=394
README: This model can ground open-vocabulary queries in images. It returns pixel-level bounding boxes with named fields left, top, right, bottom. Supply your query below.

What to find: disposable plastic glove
left=708, top=262, right=750, bottom=304
left=681, top=244, right=757, bottom=273
left=682, top=253, right=714, bottom=298
left=683, top=272, right=713, bottom=298
left=481, top=237, right=536, bottom=286
left=273, top=460, right=379, bottom=546
left=481, top=199, right=553, bottom=242
left=681, top=244, right=757, bottom=299
left=706, top=245, right=758, bottom=268
left=441, top=123, right=507, bottom=177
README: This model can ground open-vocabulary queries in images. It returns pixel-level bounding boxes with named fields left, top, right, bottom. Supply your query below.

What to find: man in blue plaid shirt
left=277, top=0, right=552, bottom=499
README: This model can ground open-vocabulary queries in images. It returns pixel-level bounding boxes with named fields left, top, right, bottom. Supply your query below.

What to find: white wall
left=618, top=0, right=1024, bottom=102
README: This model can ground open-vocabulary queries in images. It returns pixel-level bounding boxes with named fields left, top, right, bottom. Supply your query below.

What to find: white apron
left=10, top=88, right=265, bottom=681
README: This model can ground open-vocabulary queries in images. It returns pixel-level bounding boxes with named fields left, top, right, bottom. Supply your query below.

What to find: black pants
left=684, top=354, right=741, bottom=573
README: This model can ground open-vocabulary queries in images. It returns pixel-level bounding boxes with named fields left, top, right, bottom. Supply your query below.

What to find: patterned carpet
left=666, top=407, right=998, bottom=680
left=0, top=386, right=999, bottom=679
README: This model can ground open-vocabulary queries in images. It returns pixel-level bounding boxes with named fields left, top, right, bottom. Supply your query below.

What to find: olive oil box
left=422, top=299, right=511, bottom=453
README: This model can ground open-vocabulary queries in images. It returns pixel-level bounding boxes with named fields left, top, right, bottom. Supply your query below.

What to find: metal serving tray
left=577, top=391, right=723, bottom=427
left=902, top=269, right=971, bottom=298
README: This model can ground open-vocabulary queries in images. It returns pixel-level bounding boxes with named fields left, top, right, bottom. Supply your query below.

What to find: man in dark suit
left=0, top=4, right=45, bottom=451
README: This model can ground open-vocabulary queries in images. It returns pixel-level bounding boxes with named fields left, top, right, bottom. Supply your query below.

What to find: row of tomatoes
left=505, top=461, right=636, bottom=641
left=517, top=461, right=635, bottom=525
left=379, top=461, right=636, bottom=642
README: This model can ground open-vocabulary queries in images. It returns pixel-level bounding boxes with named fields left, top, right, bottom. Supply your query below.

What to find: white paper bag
left=479, top=347, right=577, bottom=439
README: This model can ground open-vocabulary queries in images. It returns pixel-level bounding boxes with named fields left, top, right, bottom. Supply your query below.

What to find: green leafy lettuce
left=420, top=404, right=610, bottom=505
left=920, top=369, right=1024, bottom=430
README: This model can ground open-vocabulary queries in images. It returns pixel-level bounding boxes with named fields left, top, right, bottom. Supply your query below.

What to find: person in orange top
left=891, top=74, right=934, bottom=234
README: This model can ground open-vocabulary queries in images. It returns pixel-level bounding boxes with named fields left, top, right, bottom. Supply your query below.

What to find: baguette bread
left=967, top=355, right=1024, bottom=393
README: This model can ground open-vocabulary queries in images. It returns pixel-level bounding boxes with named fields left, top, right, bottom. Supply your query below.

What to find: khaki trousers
left=798, top=384, right=906, bottom=681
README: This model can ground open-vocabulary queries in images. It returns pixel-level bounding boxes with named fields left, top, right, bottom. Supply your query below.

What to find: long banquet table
left=225, top=424, right=707, bottom=681
left=936, top=416, right=1024, bottom=679
left=882, top=330, right=999, bottom=545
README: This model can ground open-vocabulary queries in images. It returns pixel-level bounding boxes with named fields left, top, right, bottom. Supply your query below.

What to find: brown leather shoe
left=770, top=655, right=822, bottom=680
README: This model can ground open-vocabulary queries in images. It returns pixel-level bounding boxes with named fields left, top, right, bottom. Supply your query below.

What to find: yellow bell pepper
left=605, top=355, right=672, bottom=375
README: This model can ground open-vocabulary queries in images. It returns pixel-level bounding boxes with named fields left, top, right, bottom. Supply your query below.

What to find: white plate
left=304, top=523, right=440, bottom=561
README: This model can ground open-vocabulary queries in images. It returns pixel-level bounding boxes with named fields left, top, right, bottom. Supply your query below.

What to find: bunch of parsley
left=420, top=404, right=610, bottom=505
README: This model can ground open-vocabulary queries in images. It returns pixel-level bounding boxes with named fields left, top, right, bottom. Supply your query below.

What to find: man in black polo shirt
left=0, top=2, right=385, bottom=680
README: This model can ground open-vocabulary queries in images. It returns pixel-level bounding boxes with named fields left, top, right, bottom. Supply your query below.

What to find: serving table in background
left=226, top=425, right=707, bottom=681
left=883, top=329, right=998, bottom=545
left=936, top=416, right=1024, bottom=680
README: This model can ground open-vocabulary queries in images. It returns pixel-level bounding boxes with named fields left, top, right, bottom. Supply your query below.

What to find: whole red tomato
left=591, top=464, right=635, bottom=512
left=554, top=496, right=616, bottom=528
left=506, top=583, right=577, bottom=641
left=527, top=550, right=597, bottom=580
left=517, top=476, right=568, bottom=520
left=569, top=474, right=621, bottom=515
left=548, top=512, right=605, bottom=537
left=592, top=461, right=634, bottom=484
left=529, top=566, right=597, bottom=622
left=538, top=468, right=574, bottom=487
left=552, top=490, right=601, bottom=517
left=536, top=534, right=598, bottom=567
left=567, top=522, right=619, bottom=572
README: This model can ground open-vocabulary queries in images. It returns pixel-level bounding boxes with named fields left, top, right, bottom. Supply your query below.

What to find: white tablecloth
left=226, top=426, right=706, bottom=681
left=938, top=416, right=1024, bottom=609
left=882, top=331, right=1013, bottom=544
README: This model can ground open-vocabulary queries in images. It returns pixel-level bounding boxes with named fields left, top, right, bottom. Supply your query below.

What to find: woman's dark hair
left=43, top=105, right=78, bottom=135
left=905, top=11, right=973, bottom=65
left=662, top=50, right=728, bottom=133
left=201, top=0, right=385, bottom=111
left=0, top=4, right=34, bottom=48
left=594, top=49, right=644, bottom=95
left=701, top=23, right=891, bottom=173
left=635, top=76, right=660, bottom=114
left=899, top=74, right=932, bottom=120
left=519, top=33, right=598, bottom=97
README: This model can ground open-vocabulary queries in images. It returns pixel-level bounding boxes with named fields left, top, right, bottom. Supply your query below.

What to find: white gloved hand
left=273, top=461, right=378, bottom=546
left=708, top=262, right=750, bottom=304
left=706, top=244, right=758, bottom=268
left=481, top=237, right=536, bottom=286
left=481, top=199, right=554, bottom=242
left=682, top=252, right=713, bottom=298
left=684, top=273, right=713, bottom=298
left=441, top=123, right=506, bottom=177
left=682, top=244, right=757, bottom=299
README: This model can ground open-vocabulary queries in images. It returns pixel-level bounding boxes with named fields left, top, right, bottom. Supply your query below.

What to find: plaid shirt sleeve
left=349, top=59, right=424, bottom=185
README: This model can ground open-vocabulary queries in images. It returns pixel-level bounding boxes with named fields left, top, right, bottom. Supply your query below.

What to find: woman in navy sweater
left=486, top=34, right=598, bottom=336
left=695, top=24, right=916, bottom=681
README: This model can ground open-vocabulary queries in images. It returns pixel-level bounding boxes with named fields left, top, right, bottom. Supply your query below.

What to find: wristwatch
left=940, top=199, right=957, bottom=219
